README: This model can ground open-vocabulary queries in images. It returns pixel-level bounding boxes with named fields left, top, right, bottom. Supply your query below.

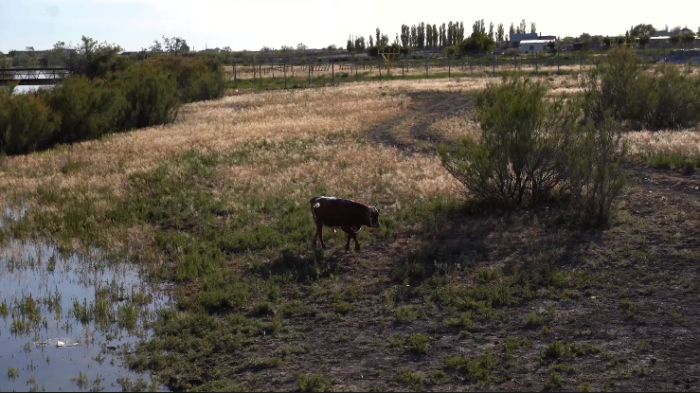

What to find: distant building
left=509, top=33, right=556, bottom=53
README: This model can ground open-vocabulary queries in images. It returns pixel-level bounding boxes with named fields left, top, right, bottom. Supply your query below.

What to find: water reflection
left=0, top=239, right=170, bottom=391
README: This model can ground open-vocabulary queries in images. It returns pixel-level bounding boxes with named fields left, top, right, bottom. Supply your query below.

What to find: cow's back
left=310, top=196, right=368, bottom=227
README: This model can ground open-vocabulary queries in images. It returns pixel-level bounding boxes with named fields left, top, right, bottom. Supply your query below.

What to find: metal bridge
left=0, top=67, right=71, bottom=86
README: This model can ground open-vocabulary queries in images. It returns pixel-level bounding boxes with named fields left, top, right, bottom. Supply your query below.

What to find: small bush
left=298, top=374, right=331, bottom=392
left=565, top=118, right=626, bottom=225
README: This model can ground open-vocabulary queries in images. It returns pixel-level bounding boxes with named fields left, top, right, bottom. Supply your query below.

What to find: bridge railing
left=0, top=67, right=71, bottom=85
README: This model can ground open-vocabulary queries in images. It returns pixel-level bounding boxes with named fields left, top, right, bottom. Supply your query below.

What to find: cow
left=310, top=196, right=380, bottom=251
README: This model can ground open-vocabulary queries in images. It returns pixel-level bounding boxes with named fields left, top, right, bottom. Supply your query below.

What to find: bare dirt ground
left=203, top=92, right=700, bottom=391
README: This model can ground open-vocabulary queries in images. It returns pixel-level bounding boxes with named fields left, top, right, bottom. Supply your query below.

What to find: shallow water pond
left=0, top=239, right=170, bottom=391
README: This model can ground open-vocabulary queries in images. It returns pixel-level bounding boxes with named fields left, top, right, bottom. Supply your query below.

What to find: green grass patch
left=445, top=350, right=497, bottom=383
left=298, top=374, right=331, bottom=392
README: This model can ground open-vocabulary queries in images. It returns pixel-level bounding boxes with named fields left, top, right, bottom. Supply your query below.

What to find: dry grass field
left=0, top=76, right=698, bottom=391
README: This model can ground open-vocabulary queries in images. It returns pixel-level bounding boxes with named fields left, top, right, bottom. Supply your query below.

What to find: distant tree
left=630, top=23, right=655, bottom=47
left=458, top=22, right=465, bottom=42
left=296, top=43, right=308, bottom=51
left=440, top=23, right=447, bottom=47
left=162, top=36, right=190, bottom=54
left=518, top=19, right=527, bottom=34
left=459, top=19, right=495, bottom=54
left=603, top=36, right=612, bottom=49
left=426, top=24, right=432, bottom=48
left=509, top=22, right=516, bottom=38
left=68, top=36, right=124, bottom=78
left=355, top=36, right=365, bottom=51
left=432, top=24, right=438, bottom=47
left=400, top=24, right=410, bottom=49
left=46, top=41, right=69, bottom=66
left=369, top=35, right=374, bottom=48
left=680, top=31, right=696, bottom=45
left=347, top=36, right=355, bottom=52
left=380, top=34, right=389, bottom=48
left=149, top=40, right=163, bottom=53
left=376, top=28, right=381, bottom=48
left=448, top=21, right=454, bottom=46
left=530, top=22, right=537, bottom=35
left=418, top=22, right=425, bottom=49
left=488, top=22, right=494, bottom=41
left=496, top=23, right=505, bottom=43
left=630, top=23, right=656, bottom=38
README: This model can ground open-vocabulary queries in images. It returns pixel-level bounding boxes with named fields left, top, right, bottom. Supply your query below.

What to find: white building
left=518, top=39, right=555, bottom=54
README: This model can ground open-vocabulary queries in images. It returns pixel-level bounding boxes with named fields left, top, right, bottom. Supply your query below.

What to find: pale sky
left=1, top=0, right=699, bottom=53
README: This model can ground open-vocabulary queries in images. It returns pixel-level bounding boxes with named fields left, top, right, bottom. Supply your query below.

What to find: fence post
left=332, top=62, right=335, bottom=85
left=233, top=62, right=237, bottom=85
left=308, top=61, right=312, bottom=87
left=253, top=60, right=256, bottom=82
left=284, top=63, right=287, bottom=89
left=425, top=56, right=428, bottom=78
left=492, top=52, right=496, bottom=75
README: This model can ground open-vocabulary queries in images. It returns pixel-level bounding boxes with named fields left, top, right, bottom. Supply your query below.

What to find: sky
left=1, top=0, right=699, bottom=52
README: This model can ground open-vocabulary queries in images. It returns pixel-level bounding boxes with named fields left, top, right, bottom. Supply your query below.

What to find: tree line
left=346, top=19, right=541, bottom=55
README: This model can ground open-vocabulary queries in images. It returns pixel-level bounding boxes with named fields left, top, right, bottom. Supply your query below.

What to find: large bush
left=118, top=63, right=180, bottom=129
left=47, top=76, right=128, bottom=143
left=441, top=77, right=626, bottom=225
left=147, top=56, right=226, bottom=103
left=0, top=89, right=59, bottom=155
left=586, top=48, right=700, bottom=130
left=441, top=79, right=572, bottom=206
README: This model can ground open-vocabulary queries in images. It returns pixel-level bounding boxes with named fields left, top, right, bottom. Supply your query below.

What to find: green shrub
left=440, top=78, right=572, bottom=207
left=586, top=48, right=700, bottom=130
left=148, top=56, right=226, bottom=102
left=298, top=374, right=331, bottom=392
left=47, top=76, right=127, bottom=143
left=0, top=90, right=59, bottom=154
left=565, top=118, right=626, bottom=225
left=441, top=77, right=626, bottom=224
left=118, top=63, right=180, bottom=128
left=646, top=65, right=700, bottom=130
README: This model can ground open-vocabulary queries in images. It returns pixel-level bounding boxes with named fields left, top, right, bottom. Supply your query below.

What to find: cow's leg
left=352, top=232, right=361, bottom=251
left=341, top=226, right=352, bottom=251
left=315, top=223, right=326, bottom=249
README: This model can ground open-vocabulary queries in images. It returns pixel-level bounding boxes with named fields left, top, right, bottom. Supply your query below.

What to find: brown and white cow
left=310, top=196, right=380, bottom=251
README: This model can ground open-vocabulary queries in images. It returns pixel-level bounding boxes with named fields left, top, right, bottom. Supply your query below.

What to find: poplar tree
left=448, top=21, right=454, bottom=46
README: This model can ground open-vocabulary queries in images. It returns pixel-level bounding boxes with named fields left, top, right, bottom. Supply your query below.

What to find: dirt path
left=367, top=91, right=475, bottom=154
